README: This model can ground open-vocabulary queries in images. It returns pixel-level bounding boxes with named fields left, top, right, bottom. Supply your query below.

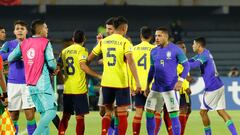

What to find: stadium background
left=1, top=0, right=240, bottom=134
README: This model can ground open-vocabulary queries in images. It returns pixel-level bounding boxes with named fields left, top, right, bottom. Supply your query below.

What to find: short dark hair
left=194, top=37, right=206, bottom=47
left=0, top=26, right=4, bottom=30
left=113, top=16, right=128, bottom=29
left=14, top=20, right=28, bottom=29
left=140, top=26, right=152, bottom=39
left=73, top=30, right=85, bottom=43
left=31, top=19, right=45, bottom=35
left=105, top=17, right=116, bottom=25
left=155, top=27, right=169, bottom=35
left=176, top=40, right=185, bottom=45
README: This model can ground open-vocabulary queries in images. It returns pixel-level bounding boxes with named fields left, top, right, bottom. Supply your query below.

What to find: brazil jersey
left=92, top=34, right=132, bottom=88
left=129, top=41, right=154, bottom=91
left=59, top=44, right=88, bottom=94
left=177, top=64, right=190, bottom=94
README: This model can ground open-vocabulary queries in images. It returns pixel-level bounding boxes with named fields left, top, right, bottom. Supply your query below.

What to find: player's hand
left=96, top=33, right=103, bottom=42
left=135, top=83, right=141, bottom=94
left=174, top=81, right=183, bottom=91
left=144, top=86, right=150, bottom=97
left=97, top=74, right=102, bottom=80
left=131, top=90, right=136, bottom=96
left=52, top=69, right=60, bottom=76
left=186, top=88, right=191, bottom=95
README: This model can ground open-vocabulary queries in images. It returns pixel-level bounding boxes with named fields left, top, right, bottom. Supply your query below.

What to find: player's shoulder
left=150, top=46, right=158, bottom=54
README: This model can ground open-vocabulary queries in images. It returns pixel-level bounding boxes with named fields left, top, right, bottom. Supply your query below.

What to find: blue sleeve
left=147, top=54, right=155, bottom=83
left=147, top=65, right=155, bottom=84
left=189, top=54, right=208, bottom=69
left=44, top=42, right=56, bottom=71
left=180, top=61, right=190, bottom=79
left=8, top=43, right=22, bottom=62
left=0, top=41, right=10, bottom=60
left=176, top=48, right=188, bottom=64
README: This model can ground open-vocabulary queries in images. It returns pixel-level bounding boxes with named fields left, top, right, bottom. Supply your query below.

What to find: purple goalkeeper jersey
left=0, top=39, right=25, bottom=84
left=189, top=49, right=223, bottom=91
left=149, top=43, right=189, bottom=92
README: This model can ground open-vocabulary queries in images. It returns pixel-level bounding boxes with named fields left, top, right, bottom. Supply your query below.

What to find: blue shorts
left=102, top=87, right=130, bottom=106
left=63, top=94, right=89, bottom=115
left=135, top=93, right=146, bottom=108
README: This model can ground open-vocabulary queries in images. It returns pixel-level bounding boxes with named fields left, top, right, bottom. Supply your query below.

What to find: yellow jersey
left=177, top=64, right=190, bottom=94
left=92, top=34, right=132, bottom=88
left=60, top=44, right=88, bottom=94
left=129, top=41, right=154, bottom=91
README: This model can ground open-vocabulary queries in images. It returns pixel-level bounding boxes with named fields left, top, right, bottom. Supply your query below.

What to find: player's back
left=93, top=34, right=132, bottom=88
left=198, top=49, right=223, bottom=91
left=61, top=44, right=88, bottom=94
left=131, top=41, right=154, bottom=90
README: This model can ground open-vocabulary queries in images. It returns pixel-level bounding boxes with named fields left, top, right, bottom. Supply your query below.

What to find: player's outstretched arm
left=87, top=52, right=97, bottom=64
left=8, top=43, right=22, bottom=62
left=80, top=61, right=101, bottom=79
left=125, top=53, right=141, bottom=92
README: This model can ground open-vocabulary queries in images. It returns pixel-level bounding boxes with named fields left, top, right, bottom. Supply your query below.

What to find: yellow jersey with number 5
left=60, top=44, right=88, bottom=94
left=92, top=34, right=132, bottom=88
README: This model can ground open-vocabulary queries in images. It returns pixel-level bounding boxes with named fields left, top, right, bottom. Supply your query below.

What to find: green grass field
left=17, top=111, right=240, bottom=135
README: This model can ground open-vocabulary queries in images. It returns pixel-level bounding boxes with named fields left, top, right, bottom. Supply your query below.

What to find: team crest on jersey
left=166, top=51, right=172, bottom=59
left=27, top=48, right=35, bottom=59
left=81, top=55, right=87, bottom=59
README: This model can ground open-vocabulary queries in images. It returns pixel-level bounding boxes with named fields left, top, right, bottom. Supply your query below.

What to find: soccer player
left=96, top=17, right=120, bottom=135
left=97, top=17, right=116, bottom=116
left=176, top=41, right=192, bottom=135
left=129, top=26, right=154, bottom=135
left=145, top=27, right=190, bottom=135
left=88, top=16, right=141, bottom=135
left=8, top=19, right=57, bottom=135
left=0, top=26, right=6, bottom=45
left=0, top=20, right=36, bottom=135
left=58, top=30, right=101, bottom=135
left=189, top=37, right=238, bottom=135
left=0, top=55, right=6, bottom=102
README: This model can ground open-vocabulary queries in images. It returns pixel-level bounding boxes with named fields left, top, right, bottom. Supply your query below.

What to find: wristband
left=179, top=77, right=184, bottom=82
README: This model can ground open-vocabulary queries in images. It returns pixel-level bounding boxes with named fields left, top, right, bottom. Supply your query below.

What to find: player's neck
left=114, top=31, right=124, bottom=36
left=197, top=47, right=204, bottom=54
left=16, top=38, right=25, bottom=42
left=74, top=42, right=83, bottom=46
left=141, top=38, right=150, bottom=43
left=160, top=41, right=169, bottom=48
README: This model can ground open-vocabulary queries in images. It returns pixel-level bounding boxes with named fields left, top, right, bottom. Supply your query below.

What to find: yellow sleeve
left=177, top=64, right=183, bottom=76
left=79, top=49, right=89, bottom=62
left=92, top=41, right=102, bottom=56
left=124, top=40, right=133, bottom=55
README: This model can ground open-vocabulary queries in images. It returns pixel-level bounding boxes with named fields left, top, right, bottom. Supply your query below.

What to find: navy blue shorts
left=135, top=93, right=146, bottom=108
left=102, top=87, right=130, bottom=106
left=63, top=94, right=89, bottom=115
left=180, top=93, right=191, bottom=107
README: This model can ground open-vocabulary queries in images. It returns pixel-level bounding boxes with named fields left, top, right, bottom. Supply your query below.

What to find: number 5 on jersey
left=107, top=48, right=116, bottom=66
